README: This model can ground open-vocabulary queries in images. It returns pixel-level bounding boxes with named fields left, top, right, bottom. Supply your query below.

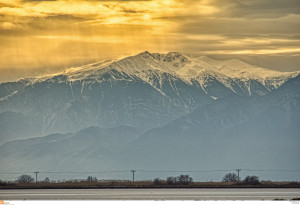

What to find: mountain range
left=0, top=51, right=299, bottom=181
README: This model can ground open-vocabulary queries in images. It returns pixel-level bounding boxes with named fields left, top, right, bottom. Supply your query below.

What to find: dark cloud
left=121, top=9, right=148, bottom=13
left=206, top=54, right=300, bottom=72
left=176, top=14, right=300, bottom=37
left=176, top=37, right=298, bottom=52
left=156, top=0, right=300, bottom=40
left=213, top=0, right=300, bottom=19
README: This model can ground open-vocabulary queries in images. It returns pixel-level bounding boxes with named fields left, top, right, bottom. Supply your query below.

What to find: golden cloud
left=0, top=0, right=299, bottom=82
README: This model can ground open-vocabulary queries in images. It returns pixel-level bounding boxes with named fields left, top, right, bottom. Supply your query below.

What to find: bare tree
left=178, top=175, right=193, bottom=185
left=244, top=176, right=260, bottom=185
left=222, top=173, right=238, bottom=182
left=87, top=176, right=98, bottom=182
left=17, top=174, right=34, bottom=183
left=166, top=176, right=177, bottom=185
left=166, top=175, right=193, bottom=185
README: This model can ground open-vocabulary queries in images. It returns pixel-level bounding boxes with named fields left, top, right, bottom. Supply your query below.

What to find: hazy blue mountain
left=0, top=125, right=142, bottom=178
left=0, top=75, right=299, bottom=181
left=113, top=74, right=300, bottom=180
left=0, top=111, right=42, bottom=144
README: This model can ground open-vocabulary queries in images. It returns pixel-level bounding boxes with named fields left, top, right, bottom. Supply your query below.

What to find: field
left=1, top=188, right=300, bottom=200
left=1, top=180, right=300, bottom=189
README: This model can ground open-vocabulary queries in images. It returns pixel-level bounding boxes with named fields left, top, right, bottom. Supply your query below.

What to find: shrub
left=153, top=178, right=163, bottom=185
left=222, top=173, right=238, bottom=182
left=0, top=180, right=8, bottom=186
left=289, top=181, right=299, bottom=185
left=43, top=177, right=51, bottom=183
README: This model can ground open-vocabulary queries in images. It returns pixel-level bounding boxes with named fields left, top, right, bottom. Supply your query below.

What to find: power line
left=1, top=169, right=300, bottom=175
left=242, top=169, right=300, bottom=172
left=0, top=172, right=34, bottom=175
left=38, top=170, right=130, bottom=174
left=0, top=171, right=129, bottom=175
left=136, top=169, right=235, bottom=173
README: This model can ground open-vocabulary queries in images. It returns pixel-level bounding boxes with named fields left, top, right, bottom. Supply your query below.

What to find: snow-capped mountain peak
left=18, top=51, right=299, bottom=92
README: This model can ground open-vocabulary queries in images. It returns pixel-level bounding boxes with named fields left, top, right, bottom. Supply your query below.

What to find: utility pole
left=34, top=171, right=39, bottom=183
left=131, top=170, right=136, bottom=183
left=236, top=169, right=241, bottom=181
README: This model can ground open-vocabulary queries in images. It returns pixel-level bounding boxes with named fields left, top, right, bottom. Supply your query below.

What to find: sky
left=0, top=0, right=300, bottom=82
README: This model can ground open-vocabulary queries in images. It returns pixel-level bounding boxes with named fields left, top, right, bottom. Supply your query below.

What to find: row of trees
left=14, top=174, right=194, bottom=185
left=16, top=175, right=96, bottom=183
left=13, top=173, right=259, bottom=185
left=222, top=173, right=260, bottom=185
left=154, top=174, right=193, bottom=185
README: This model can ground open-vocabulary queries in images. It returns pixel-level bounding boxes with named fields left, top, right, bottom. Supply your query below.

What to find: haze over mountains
left=0, top=52, right=299, bottom=181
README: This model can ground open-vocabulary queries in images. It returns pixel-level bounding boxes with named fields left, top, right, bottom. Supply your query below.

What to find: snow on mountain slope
left=1, top=51, right=298, bottom=103
left=184, top=55, right=298, bottom=83
left=22, top=51, right=298, bottom=93
left=216, top=59, right=299, bottom=87
left=177, top=55, right=299, bottom=90
left=77, top=51, right=298, bottom=90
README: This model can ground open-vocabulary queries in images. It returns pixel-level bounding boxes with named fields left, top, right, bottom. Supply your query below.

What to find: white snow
left=22, top=51, right=300, bottom=92
left=0, top=90, right=18, bottom=101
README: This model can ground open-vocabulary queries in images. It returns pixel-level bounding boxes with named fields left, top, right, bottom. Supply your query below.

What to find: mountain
left=1, top=74, right=299, bottom=181
left=0, top=60, right=211, bottom=142
left=0, top=79, right=32, bottom=99
left=0, top=111, right=42, bottom=144
left=0, top=52, right=299, bottom=180
left=0, top=52, right=298, bottom=144
left=0, top=125, right=142, bottom=179
left=113, top=74, right=300, bottom=180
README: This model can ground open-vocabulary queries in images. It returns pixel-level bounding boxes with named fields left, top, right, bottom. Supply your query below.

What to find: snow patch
left=14, top=51, right=300, bottom=95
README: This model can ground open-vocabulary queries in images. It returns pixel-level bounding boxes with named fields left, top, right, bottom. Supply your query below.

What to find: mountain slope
left=0, top=51, right=298, bottom=144
left=0, top=111, right=42, bottom=144
left=0, top=68, right=211, bottom=140
left=0, top=125, right=142, bottom=178
left=113, top=74, right=300, bottom=180
left=0, top=75, right=299, bottom=181
left=0, top=79, right=32, bottom=99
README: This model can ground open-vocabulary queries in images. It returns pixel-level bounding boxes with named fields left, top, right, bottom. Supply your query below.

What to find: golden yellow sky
left=0, top=0, right=300, bottom=82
